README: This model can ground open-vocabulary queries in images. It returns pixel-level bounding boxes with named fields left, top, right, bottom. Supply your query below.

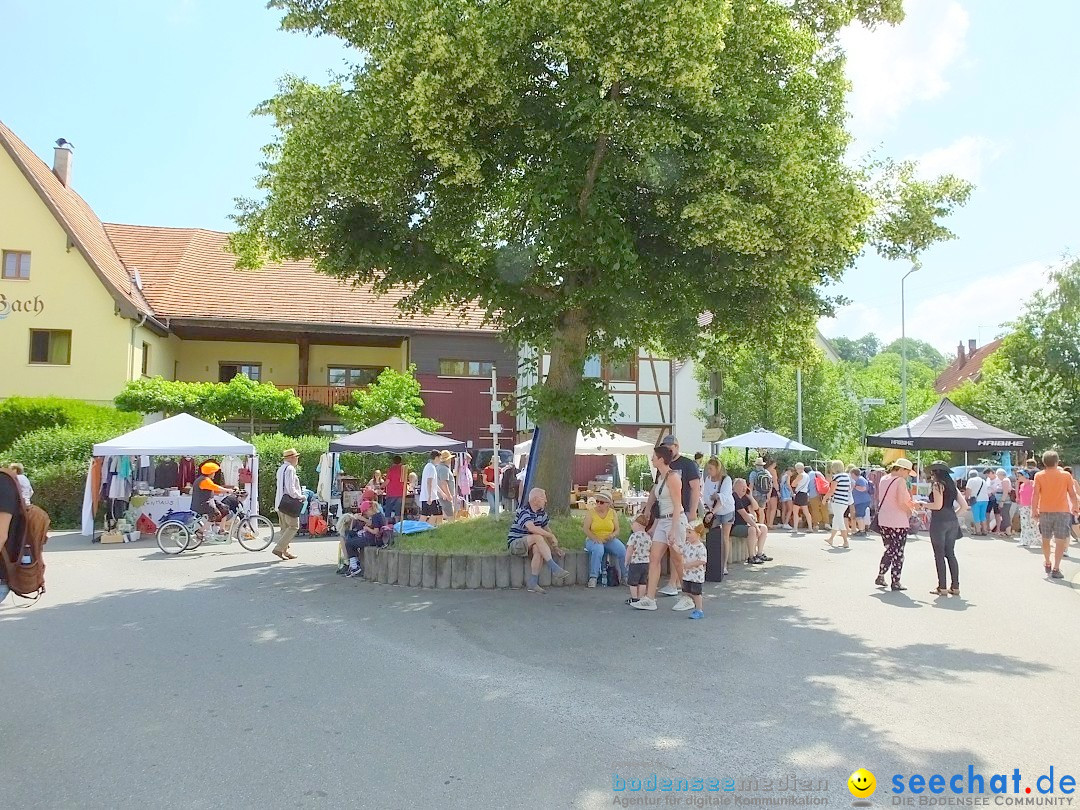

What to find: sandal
left=949, top=586, right=960, bottom=596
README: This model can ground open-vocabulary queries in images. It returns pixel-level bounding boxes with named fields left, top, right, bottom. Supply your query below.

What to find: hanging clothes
left=316, top=453, right=333, bottom=502
left=220, top=456, right=243, bottom=488
left=154, top=459, right=179, bottom=488
left=178, top=457, right=196, bottom=489
left=135, top=455, right=152, bottom=483
left=90, top=457, right=105, bottom=514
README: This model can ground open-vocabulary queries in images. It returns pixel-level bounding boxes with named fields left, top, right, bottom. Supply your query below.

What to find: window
left=219, top=362, right=261, bottom=382
left=439, top=359, right=494, bottom=377
left=2, top=251, right=31, bottom=280
left=141, top=342, right=150, bottom=376
left=603, top=357, right=636, bottom=382
left=328, top=366, right=383, bottom=387
left=29, top=329, right=71, bottom=365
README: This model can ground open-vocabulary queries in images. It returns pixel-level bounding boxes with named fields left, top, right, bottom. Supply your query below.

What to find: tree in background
left=881, top=338, right=947, bottom=371
left=334, top=365, right=442, bottom=434
left=232, top=0, right=980, bottom=512
left=951, top=366, right=1072, bottom=453
left=831, top=334, right=881, bottom=366
left=845, top=351, right=939, bottom=435
left=115, top=376, right=303, bottom=431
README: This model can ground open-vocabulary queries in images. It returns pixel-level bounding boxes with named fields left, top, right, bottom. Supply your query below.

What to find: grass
left=393, top=511, right=634, bottom=554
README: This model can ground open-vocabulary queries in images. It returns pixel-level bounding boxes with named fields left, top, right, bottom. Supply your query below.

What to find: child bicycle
left=156, top=495, right=275, bottom=555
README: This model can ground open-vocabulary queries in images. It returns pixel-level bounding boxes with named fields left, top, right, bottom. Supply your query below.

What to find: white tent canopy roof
left=513, top=429, right=654, bottom=458
left=91, top=413, right=256, bottom=457
left=718, top=428, right=816, bottom=453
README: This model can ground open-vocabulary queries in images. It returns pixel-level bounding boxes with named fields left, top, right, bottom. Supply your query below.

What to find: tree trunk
left=533, top=309, right=589, bottom=515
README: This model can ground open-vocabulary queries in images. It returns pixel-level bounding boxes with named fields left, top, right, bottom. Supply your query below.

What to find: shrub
left=250, top=434, right=328, bottom=511
left=4, top=425, right=130, bottom=469
left=31, top=459, right=93, bottom=530
left=0, top=397, right=140, bottom=451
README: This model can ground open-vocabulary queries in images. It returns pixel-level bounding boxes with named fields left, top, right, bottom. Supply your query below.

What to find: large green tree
left=881, top=337, right=947, bottom=371
left=232, top=0, right=973, bottom=511
left=334, top=365, right=443, bottom=433
left=115, top=376, right=303, bottom=430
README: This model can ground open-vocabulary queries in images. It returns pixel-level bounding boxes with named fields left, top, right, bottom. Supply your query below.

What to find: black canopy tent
left=329, top=417, right=466, bottom=454
left=865, top=398, right=1032, bottom=452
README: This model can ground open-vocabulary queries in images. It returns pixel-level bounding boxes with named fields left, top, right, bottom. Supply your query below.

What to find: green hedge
left=32, top=459, right=93, bottom=530
left=4, top=426, right=125, bottom=470
left=0, top=397, right=140, bottom=452
left=250, top=434, right=328, bottom=511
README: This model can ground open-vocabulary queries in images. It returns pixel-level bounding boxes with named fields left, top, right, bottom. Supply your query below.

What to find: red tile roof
left=0, top=119, right=159, bottom=326
left=102, top=224, right=497, bottom=334
left=934, top=338, right=1003, bottom=393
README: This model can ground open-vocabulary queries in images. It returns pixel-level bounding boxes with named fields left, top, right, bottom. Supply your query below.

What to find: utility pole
left=489, top=366, right=502, bottom=516
left=900, top=264, right=920, bottom=425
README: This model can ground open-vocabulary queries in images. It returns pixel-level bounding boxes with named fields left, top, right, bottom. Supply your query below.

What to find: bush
left=31, top=459, right=92, bottom=530
left=4, top=425, right=131, bottom=469
left=0, top=397, right=140, bottom=452
left=250, top=434, right=329, bottom=511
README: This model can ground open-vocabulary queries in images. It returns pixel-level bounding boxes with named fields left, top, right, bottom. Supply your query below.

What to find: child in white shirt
left=682, top=521, right=708, bottom=619
left=625, top=517, right=652, bottom=606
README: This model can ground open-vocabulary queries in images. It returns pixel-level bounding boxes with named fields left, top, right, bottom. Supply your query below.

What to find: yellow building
left=0, top=120, right=517, bottom=441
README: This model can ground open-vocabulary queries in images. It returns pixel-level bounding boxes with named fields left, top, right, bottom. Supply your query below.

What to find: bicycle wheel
left=237, top=515, right=275, bottom=551
left=157, top=522, right=190, bottom=555
left=187, top=519, right=207, bottom=550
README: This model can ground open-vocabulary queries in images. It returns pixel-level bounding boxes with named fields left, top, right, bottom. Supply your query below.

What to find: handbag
left=869, top=478, right=898, bottom=534
left=966, top=478, right=983, bottom=507
left=276, top=465, right=303, bottom=517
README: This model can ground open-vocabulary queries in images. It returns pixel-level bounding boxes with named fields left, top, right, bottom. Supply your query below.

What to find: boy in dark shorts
left=681, top=521, right=708, bottom=619
left=625, top=516, right=651, bottom=605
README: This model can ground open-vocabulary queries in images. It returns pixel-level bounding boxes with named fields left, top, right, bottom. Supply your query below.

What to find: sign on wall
left=0, top=294, right=45, bottom=320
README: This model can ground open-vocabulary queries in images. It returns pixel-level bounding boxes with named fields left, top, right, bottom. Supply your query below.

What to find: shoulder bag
left=869, top=477, right=898, bottom=535
left=276, top=465, right=303, bottom=517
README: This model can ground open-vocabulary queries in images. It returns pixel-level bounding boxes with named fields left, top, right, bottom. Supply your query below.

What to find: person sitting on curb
left=583, top=492, right=627, bottom=588
left=732, top=478, right=771, bottom=565
left=507, top=488, right=572, bottom=594
left=341, top=500, right=388, bottom=578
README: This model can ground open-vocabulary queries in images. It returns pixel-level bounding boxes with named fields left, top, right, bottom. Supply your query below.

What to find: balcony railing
left=278, top=385, right=360, bottom=407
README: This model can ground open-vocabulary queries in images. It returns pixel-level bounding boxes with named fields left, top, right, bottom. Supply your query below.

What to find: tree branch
left=578, top=81, right=622, bottom=218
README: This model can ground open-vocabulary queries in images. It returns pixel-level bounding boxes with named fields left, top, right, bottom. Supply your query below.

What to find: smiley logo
left=848, top=768, right=876, bottom=798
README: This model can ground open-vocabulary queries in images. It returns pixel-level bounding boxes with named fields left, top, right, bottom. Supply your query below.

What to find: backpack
left=753, top=471, right=773, bottom=498
left=0, top=469, right=51, bottom=600
left=814, top=473, right=830, bottom=496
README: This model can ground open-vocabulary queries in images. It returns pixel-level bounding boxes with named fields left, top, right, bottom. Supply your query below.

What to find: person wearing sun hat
left=436, top=450, right=456, bottom=523
left=874, top=457, right=916, bottom=591
left=583, top=491, right=626, bottom=588
left=272, top=448, right=303, bottom=560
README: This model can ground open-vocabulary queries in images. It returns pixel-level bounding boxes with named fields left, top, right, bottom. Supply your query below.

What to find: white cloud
left=819, top=259, right=1058, bottom=353
left=914, top=135, right=1002, bottom=184
left=841, top=0, right=970, bottom=139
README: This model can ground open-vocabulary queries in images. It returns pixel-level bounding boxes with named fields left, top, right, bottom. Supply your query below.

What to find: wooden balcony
left=278, top=385, right=360, bottom=407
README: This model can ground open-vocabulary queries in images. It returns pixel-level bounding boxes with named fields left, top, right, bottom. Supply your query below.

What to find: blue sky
left=2, top=0, right=1077, bottom=353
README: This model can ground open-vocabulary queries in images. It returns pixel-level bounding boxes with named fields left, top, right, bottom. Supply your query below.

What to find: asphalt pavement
left=2, top=526, right=1078, bottom=809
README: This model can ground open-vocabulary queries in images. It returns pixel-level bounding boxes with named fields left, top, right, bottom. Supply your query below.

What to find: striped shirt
left=507, top=504, right=549, bottom=548
left=830, top=473, right=853, bottom=506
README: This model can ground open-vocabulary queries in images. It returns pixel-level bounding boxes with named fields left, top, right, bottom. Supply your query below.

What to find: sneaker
left=748, top=556, right=762, bottom=565
left=657, top=584, right=680, bottom=597
left=672, top=596, right=695, bottom=611
left=336, top=565, right=349, bottom=575
left=625, top=598, right=639, bottom=605
left=1051, top=569, right=1065, bottom=579
left=632, top=597, right=657, bottom=610
left=1045, top=562, right=1053, bottom=574
left=758, top=553, right=773, bottom=562
left=688, top=609, right=704, bottom=620
left=346, top=566, right=363, bottom=578
left=781, top=523, right=792, bottom=530
left=527, top=583, right=547, bottom=594
left=553, top=568, right=572, bottom=584
left=587, top=577, right=598, bottom=588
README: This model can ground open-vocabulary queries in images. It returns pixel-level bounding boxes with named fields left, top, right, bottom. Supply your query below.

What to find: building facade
left=0, top=121, right=513, bottom=449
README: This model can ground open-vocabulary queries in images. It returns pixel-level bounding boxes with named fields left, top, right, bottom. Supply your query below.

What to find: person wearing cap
left=436, top=450, right=456, bottom=523
left=191, top=460, right=234, bottom=532
left=965, top=468, right=991, bottom=536
left=342, top=500, right=387, bottom=577
left=874, top=458, right=916, bottom=591
left=273, top=449, right=303, bottom=560
left=583, top=492, right=626, bottom=588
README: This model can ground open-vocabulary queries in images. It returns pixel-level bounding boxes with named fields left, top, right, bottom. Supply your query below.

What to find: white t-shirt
left=682, top=539, right=707, bottom=583
left=421, top=462, right=439, bottom=503
left=626, top=531, right=652, bottom=564
left=966, top=476, right=990, bottom=502
left=702, top=475, right=735, bottom=515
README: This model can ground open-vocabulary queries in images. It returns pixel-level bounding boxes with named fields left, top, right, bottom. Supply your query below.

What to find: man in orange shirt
left=1031, top=450, right=1079, bottom=579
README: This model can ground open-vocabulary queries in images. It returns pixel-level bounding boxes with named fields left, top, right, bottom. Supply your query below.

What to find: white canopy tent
left=81, top=413, right=258, bottom=536
left=718, top=428, right=816, bottom=453
left=513, top=429, right=655, bottom=489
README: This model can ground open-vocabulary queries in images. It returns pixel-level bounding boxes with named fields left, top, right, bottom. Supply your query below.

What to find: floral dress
left=1018, top=480, right=1039, bottom=547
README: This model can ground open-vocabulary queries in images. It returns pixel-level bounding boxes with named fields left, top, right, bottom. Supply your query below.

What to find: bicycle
left=156, top=496, right=275, bottom=555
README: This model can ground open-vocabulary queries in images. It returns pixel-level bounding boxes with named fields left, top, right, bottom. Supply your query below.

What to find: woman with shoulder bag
left=702, top=457, right=734, bottom=577
left=927, top=461, right=968, bottom=596
left=273, top=449, right=304, bottom=560
left=633, top=445, right=684, bottom=611
left=874, top=459, right=916, bottom=591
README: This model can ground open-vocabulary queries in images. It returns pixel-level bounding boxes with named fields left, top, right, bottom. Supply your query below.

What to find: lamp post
left=900, top=265, right=920, bottom=425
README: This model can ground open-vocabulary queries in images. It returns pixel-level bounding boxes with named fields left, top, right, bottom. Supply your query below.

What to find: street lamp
left=900, top=264, right=920, bottom=424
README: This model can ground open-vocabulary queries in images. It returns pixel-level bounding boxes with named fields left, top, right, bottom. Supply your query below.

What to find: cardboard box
left=100, top=531, right=124, bottom=544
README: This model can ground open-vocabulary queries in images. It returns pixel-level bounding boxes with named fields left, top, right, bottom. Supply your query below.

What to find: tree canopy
left=334, top=365, right=442, bottom=434
left=234, top=0, right=969, bottom=510
left=115, top=376, right=303, bottom=427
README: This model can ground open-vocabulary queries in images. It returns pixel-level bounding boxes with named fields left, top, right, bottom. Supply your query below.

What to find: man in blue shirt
left=507, top=488, right=571, bottom=593
left=849, top=467, right=872, bottom=536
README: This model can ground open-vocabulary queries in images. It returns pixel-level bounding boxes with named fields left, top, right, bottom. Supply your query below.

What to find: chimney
left=52, top=141, right=73, bottom=186
left=968, top=338, right=977, bottom=356
left=957, top=341, right=966, bottom=366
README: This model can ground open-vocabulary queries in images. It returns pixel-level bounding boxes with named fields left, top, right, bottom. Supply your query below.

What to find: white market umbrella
left=512, top=428, right=654, bottom=458
left=718, top=428, right=816, bottom=453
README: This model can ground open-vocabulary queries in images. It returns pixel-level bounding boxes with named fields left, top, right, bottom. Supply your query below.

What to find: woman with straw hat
left=874, top=458, right=916, bottom=591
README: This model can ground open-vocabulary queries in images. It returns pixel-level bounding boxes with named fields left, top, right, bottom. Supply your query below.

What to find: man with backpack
left=750, top=458, right=772, bottom=524
left=0, top=467, right=50, bottom=601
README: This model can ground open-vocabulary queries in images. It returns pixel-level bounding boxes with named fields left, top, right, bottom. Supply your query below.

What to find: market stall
left=80, top=413, right=259, bottom=539
left=865, top=398, right=1032, bottom=453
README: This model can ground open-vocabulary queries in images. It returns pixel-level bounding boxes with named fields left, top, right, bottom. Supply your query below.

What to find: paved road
left=3, top=528, right=1078, bottom=808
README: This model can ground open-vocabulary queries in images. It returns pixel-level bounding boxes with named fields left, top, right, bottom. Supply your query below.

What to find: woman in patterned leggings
left=874, top=459, right=916, bottom=591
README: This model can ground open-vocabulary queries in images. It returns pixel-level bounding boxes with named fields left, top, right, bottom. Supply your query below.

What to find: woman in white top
left=702, top=457, right=735, bottom=576
left=633, top=445, right=683, bottom=611
left=824, top=459, right=853, bottom=548
left=8, top=463, right=33, bottom=505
